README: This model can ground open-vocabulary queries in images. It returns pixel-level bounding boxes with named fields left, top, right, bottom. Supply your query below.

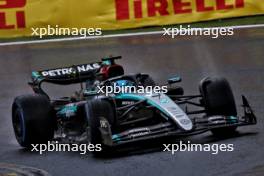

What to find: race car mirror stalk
left=167, top=76, right=182, bottom=84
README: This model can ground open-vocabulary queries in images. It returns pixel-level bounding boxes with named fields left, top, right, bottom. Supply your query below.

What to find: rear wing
left=29, top=56, right=123, bottom=97
left=30, top=56, right=122, bottom=85
left=31, top=62, right=102, bottom=85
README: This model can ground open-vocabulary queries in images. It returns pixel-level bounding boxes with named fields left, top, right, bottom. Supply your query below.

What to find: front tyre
left=199, top=77, right=237, bottom=136
left=12, top=94, right=55, bottom=148
left=85, top=99, right=115, bottom=156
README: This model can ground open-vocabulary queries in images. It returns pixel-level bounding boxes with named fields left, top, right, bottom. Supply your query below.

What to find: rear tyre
left=139, top=75, right=156, bottom=87
left=86, top=99, right=115, bottom=156
left=167, top=87, right=184, bottom=96
left=12, top=94, right=55, bottom=148
left=199, top=77, right=237, bottom=136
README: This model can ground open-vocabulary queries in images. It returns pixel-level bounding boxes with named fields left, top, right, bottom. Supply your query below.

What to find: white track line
left=0, top=24, right=264, bottom=46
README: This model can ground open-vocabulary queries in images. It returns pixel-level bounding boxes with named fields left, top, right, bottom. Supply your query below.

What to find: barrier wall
left=0, top=0, right=264, bottom=37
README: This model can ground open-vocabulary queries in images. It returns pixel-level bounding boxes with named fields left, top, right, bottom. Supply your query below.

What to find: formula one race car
left=12, top=56, right=257, bottom=154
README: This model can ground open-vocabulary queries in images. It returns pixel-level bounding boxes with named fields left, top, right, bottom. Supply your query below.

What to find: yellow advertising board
left=0, top=0, right=264, bottom=38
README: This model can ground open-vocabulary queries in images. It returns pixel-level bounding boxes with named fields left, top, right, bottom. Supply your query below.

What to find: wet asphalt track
left=0, top=27, right=264, bottom=176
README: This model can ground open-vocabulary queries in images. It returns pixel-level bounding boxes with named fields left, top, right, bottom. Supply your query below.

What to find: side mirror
left=168, top=76, right=182, bottom=84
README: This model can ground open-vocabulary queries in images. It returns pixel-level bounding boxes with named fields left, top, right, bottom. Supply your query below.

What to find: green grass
left=1, top=15, right=264, bottom=43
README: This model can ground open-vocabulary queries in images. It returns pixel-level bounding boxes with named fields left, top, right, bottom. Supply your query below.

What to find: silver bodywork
left=144, top=93, right=193, bottom=131
left=116, top=93, right=193, bottom=131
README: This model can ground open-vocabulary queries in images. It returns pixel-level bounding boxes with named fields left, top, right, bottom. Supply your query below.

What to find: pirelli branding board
left=0, top=0, right=264, bottom=37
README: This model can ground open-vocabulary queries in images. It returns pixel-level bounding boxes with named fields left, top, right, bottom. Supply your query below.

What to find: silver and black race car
left=12, top=56, right=257, bottom=155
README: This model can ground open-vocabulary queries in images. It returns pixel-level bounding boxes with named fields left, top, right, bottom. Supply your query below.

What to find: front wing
left=99, top=96, right=257, bottom=146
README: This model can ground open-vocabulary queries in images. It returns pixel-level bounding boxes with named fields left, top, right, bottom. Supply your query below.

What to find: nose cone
left=179, top=118, right=193, bottom=131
